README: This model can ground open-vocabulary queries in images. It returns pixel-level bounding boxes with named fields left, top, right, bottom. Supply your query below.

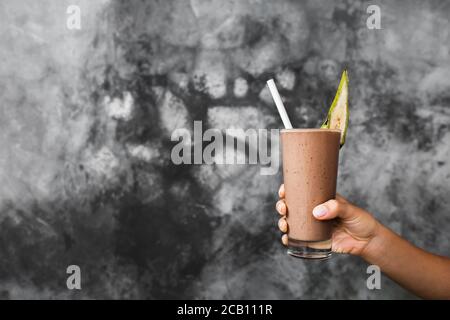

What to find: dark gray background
left=0, top=0, right=449, bottom=299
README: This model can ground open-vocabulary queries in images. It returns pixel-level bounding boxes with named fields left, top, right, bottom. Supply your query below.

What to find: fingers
left=278, top=184, right=285, bottom=199
left=278, top=217, right=288, bottom=232
left=312, top=198, right=357, bottom=221
left=276, top=200, right=287, bottom=216
left=281, top=234, right=288, bottom=246
left=278, top=184, right=288, bottom=246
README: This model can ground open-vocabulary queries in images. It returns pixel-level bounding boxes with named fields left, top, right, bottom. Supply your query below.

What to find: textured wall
left=0, top=0, right=449, bottom=299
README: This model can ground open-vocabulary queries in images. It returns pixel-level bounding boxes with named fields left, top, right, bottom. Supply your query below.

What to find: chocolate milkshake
left=280, top=129, right=341, bottom=259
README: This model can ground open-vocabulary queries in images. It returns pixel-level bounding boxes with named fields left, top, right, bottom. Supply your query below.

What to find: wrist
left=360, top=221, right=390, bottom=264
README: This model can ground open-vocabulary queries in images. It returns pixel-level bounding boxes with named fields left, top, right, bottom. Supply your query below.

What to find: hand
left=276, top=184, right=381, bottom=256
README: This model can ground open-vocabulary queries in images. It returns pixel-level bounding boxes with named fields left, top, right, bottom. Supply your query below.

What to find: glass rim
left=280, top=128, right=341, bottom=133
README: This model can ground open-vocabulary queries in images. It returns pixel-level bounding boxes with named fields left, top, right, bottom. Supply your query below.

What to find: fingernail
left=313, top=205, right=328, bottom=218
left=278, top=219, right=287, bottom=232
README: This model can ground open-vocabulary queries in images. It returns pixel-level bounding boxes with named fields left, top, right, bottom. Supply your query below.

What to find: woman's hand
left=276, top=184, right=380, bottom=256
left=276, top=184, right=450, bottom=299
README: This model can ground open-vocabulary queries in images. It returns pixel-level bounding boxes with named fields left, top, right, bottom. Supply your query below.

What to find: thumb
left=312, top=199, right=358, bottom=221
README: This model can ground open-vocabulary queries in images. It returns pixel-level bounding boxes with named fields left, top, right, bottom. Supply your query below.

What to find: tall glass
left=280, top=129, right=341, bottom=259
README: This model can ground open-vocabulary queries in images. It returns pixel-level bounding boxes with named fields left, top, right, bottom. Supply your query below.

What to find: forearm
left=361, top=223, right=450, bottom=299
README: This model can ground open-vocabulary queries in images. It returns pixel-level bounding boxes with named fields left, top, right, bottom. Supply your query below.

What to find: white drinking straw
left=266, top=79, right=293, bottom=129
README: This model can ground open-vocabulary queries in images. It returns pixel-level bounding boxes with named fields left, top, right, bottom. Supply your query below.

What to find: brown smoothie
left=281, top=129, right=340, bottom=243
